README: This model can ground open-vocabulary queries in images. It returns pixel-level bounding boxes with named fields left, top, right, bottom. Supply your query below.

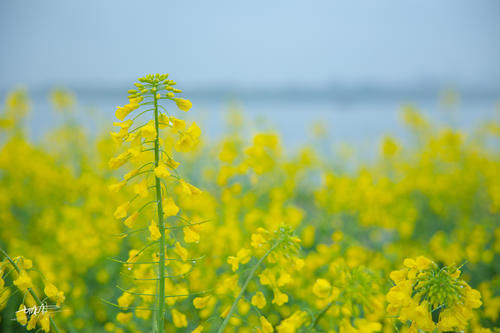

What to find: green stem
left=0, top=248, right=61, bottom=333
left=217, top=241, right=282, bottom=333
left=153, top=89, right=166, bottom=333
left=311, top=300, right=334, bottom=330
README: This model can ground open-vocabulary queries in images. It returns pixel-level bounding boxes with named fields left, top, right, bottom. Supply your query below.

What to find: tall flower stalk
left=109, top=74, right=201, bottom=332
left=153, top=80, right=167, bottom=333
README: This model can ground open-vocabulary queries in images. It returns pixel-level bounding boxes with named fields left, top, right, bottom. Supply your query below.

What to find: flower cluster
left=387, top=256, right=482, bottom=332
left=0, top=252, right=65, bottom=332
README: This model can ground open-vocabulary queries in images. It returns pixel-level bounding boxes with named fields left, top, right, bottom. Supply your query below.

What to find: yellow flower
left=465, top=286, right=482, bottom=309
left=437, top=308, right=459, bottom=332
left=259, top=270, right=274, bottom=286
left=124, top=211, right=139, bottom=228
left=175, top=134, right=196, bottom=152
left=227, top=256, right=240, bottom=272
left=124, top=169, right=138, bottom=180
left=154, top=164, right=171, bottom=179
left=389, top=269, right=407, bottom=284
left=294, top=258, right=305, bottom=270
left=117, top=292, right=134, bottom=308
left=174, top=242, right=188, bottom=261
left=115, top=99, right=140, bottom=120
left=174, top=98, right=192, bottom=111
left=192, top=325, right=204, bottom=333
left=237, top=248, right=251, bottom=264
left=113, top=119, right=133, bottom=129
left=179, top=179, right=201, bottom=196
left=403, top=258, right=418, bottom=269
left=115, top=106, right=131, bottom=121
left=44, top=282, right=59, bottom=299
left=16, top=304, right=27, bottom=325
left=6, top=89, right=30, bottom=116
left=184, top=226, right=200, bottom=243
left=171, top=117, right=186, bottom=131
left=175, top=122, right=201, bottom=152
left=109, top=151, right=130, bottom=169
left=276, top=311, right=307, bottom=332
left=104, top=322, right=115, bottom=332
left=50, top=88, right=75, bottom=111
left=227, top=248, right=251, bottom=272
left=111, top=128, right=129, bottom=143
left=166, top=158, right=180, bottom=169
left=149, top=221, right=161, bottom=241
left=251, top=233, right=267, bottom=248
left=27, top=313, right=38, bottom=330
left=116, top=312, right=133, bottom=324
left=353, top=319, right=382, bottom=333
left=277, top=272, right=292, bottom=287
left=260, top=316, right=274, bottom=333
left=193, top=295, right=211, bottom=309
left=18, top=257, right=33, bottom=270
left=332, top=231, right=343, bottom=242
left=108, top=181, right=126, bottom=193
left=414, top=300, right=435, bottom=332
left=55, top=290, right=65, bottom=307
left=251, top=292, right=267, bottom=309
left=187, top=121, right=201, bottom=138
left=415, top=256, right=433, bottom=270
left=13, top=270, right=32, bottom=290
left=126, top=249, right=140, bottom=270
left=113, top=201, right=130, bottom=219
left=158, top=113, right=169, bottom=128
left=386, top=281, right=412, bottom=307
left=135, top=308, right=151, bottom=320
left=381, top=136, right=399, bottom=157
left=171, top=309, right=187, bottom=328
left=163, top=197, right=179, bottom=217
left=133, top=181, right=148, bottom=198
left=272, top=287, right=288, bottom=306
left=39, top=313, right=50, bottom=332
left=140, top=120, right=157, bottom=140
left=313, top=279, right=331, bottom=298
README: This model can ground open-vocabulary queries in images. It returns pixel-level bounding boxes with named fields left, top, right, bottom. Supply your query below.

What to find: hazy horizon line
left=2, top=79, right=499, bottom=103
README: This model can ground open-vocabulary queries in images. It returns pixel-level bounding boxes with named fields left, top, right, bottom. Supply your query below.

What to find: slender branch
left=101, top=298, right=158, bottom=311
left=128, top=123, right=147, bottom=134
left=311, top=301, right=334, bottom=329
left=138, top=201, right=157, bottom=213
left=126, top=169, right=153, bottom=181
left=133, top=109, right=154, bottom=120
left=217, top=241, right=282, bottom=333
left=110, top=227, right=148, bottom=237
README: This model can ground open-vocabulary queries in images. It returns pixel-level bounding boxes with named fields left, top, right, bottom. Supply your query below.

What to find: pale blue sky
left=1, top=0, right=500, bottom=89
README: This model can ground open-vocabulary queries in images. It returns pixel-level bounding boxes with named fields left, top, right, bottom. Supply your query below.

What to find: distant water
left=23, top=93, right=500, bottom=158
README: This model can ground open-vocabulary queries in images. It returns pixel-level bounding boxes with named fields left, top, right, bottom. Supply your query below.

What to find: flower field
left=0, top=74, right=499, bottom=332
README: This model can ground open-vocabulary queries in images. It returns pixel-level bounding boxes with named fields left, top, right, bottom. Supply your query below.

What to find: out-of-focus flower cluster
left=387, top=256, right=482, bottom=332
left=0, top=87, right=498, bottom=332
